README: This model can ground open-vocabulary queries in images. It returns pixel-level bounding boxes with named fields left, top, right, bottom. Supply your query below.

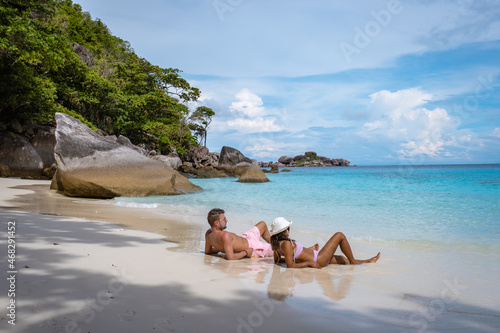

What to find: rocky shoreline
left=0, top=115, right=351, bottom=197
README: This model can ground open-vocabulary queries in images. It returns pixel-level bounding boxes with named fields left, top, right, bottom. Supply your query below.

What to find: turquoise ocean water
left=112, top=164, right=500, bottom=254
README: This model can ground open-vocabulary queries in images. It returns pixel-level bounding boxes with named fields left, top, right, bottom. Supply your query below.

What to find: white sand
left=1, top=178, right=499, bottom=332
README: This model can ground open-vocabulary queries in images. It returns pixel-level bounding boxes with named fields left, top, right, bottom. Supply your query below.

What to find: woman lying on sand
left=270, top=217, right=380, bottom=269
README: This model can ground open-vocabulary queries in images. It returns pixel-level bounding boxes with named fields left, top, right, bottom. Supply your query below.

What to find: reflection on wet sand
left=204, top=255, right=353, bottom=303
left=267, top=264, right=353, bottom=302
left=7, top=183, right=208, bottom=252
left=203, top=254, right=274, bottom=284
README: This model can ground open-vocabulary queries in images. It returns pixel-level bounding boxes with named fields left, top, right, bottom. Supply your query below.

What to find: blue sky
left=76, top=0, right=500, bottom=165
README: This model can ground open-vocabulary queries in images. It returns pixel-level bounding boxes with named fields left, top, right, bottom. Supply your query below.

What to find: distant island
left=259, top=152, right=350, bottom=168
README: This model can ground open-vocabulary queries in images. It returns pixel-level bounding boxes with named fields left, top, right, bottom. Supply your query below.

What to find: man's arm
left=204, top=230, right=219, bottom=255
left=222, top=232, right=251, bottom=260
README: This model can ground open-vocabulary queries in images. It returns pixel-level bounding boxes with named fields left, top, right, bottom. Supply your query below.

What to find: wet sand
left=1, top=178, right=499, bottom=332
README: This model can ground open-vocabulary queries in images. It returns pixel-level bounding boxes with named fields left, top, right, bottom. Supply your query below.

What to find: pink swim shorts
left=240, top=226, right=273, bottom=257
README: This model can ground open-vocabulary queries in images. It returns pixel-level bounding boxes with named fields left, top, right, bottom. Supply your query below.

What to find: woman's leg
left=329, top=255, right=349, bottom=265
left=317, top=232, right=380, bottom=266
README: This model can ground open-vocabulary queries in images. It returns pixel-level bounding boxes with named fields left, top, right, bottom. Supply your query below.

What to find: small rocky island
left=260, top=152, right=350, bottom=168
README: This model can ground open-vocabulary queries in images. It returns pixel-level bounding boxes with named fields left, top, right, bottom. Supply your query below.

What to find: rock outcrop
left=73, top=42, right=92, bottom=67
left=0, top=163, right=11, bottom=177
left=191, top=167, right=228, bottom=179
left=331, top=158, right=350, bottom=166
left=264, top=151, right=351, bottom=168
left=262, top=163, right=279, bottom=173
left=178, top=146, right=223, bottom=178
left=31, top=125, right=57, bottom=168
left=218, top=146, right=253, bottom=167
left=0, top=131, right=44, bottom=177
left=52, top=113, right=201, bottom=198
left=278, top=155, right=293, bottom=164
left=0, top=119, right=57, bottom=179
left=237, top=164, right=270, bottom=183
left=151, top=154, right=182, bottom=169
left=217, top=146, right=269, bottom=182
left=116, top=135, right=149, bottom=155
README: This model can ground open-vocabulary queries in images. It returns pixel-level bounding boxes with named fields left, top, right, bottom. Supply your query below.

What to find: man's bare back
left=204, top=209, right=272, bottom=260
left=205, top=228, right=253, bottom=259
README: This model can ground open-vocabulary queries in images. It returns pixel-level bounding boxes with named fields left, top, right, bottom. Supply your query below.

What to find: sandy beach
left=1, top=178, right=499, bottom=332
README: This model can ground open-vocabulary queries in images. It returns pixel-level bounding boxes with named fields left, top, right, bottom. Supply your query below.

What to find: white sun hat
left=270, top=217, right=293, bottom=236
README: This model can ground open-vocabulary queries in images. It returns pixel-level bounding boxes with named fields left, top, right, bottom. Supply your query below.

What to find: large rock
left=278, top=155, right=293, bottom=165
left=151, top=154, right=182, bottom=170
left=318, top=156, right=332, bottom=165
left=116, top=135, right=148, bottom=155
left=0, top=164, right=11, bottom=177
left=217, top=146, right=269, bottom=182
left=237, top=164, right=270, bottom=183
left=73, top=42, right=92, bottom=67
left=331, top=158, right=350, bottom=166
left=0, top=131, right=44, bottom=177
left=8, top=119, right=23, bottom=134
left=262, top=163, right=279, bottom=173
left=192, top=167, right=228, bottom=179
left=218, top=146, right=253, bottom=167
left=31, top=125, right=56, bottom=168
left=183, top=146, right=219, bottom=168
left=52, top=113, right=201, bottom=198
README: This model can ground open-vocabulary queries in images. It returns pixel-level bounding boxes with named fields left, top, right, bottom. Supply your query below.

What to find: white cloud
left=244, top=142, right=280, bottom=158
left=362, top=88, right=460, bottom=158
left=224, top=89, right=281, bottom=133
left=398, top=140, right=445, bottom=158
left=243, top=137, right=312, bottom=159
left=227, top=118, right=280, bottom=133
left=363, top=120, right=385, bottom=131
left=229, top=88, right=266, bottom=117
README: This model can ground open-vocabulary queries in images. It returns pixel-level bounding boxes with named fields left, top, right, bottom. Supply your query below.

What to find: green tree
left=0, top=0, right=71, bottom=122
left=189, top=106, right=215, bottom=146
left=0, top=0, right=212, bottom=154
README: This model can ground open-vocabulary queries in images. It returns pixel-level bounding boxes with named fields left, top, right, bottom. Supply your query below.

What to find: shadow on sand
left=1, top=209, right=499, bottom=333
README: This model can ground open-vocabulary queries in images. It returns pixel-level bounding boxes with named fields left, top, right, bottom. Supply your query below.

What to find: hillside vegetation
left=0, top=0, right=213, bottom=154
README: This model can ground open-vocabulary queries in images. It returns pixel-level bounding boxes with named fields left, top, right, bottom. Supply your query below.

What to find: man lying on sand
left=205, top=208, right=273, bottom=260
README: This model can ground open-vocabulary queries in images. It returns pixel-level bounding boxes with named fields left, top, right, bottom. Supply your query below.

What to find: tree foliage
left=0, top=0, right=213, bottom=154
left=189, top=106, right=215, bottom=147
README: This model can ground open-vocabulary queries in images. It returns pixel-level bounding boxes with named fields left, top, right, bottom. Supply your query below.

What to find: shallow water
left=112, top=164, right=500, bottom=254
